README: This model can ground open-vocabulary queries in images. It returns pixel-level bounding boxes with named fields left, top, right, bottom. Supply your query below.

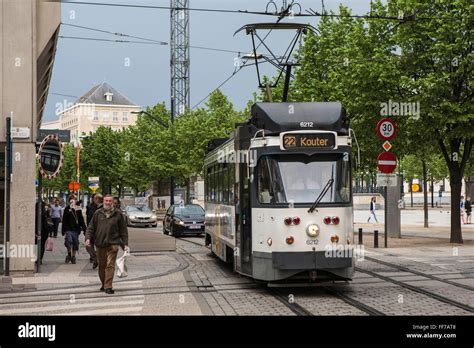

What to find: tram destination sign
left=281, top=131, right=337, bottom=150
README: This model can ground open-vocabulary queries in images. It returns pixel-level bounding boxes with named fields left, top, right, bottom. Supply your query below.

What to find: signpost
left=375, top=117, right=401, bottom=245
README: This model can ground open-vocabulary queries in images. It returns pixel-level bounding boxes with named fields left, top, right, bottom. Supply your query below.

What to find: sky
left=44, top=0, right=372, bottom=122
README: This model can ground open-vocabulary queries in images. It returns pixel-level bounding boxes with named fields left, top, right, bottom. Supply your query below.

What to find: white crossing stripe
left=0, top=299, right=144, bottom=315
left=61, top=306, right=144, bottom=316
left=456, top=260, right=474, bottom=263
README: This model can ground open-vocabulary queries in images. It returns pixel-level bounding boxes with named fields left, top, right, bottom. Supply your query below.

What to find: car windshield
left=257, top=153, right=351, bottom=204
left=174, top=205, right=204, bottom=215
left=126, top=205, right=151, bottom=213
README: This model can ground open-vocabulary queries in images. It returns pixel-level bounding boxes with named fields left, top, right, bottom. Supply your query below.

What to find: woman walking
left=62, top=197, right=87, bottom=264
left=367, top=196, right=378, bottom=223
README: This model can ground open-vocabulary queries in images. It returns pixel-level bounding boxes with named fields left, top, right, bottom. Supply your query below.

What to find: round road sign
left=376, top=118, right=397, bottom=140
left=377, top=152, right=397, bottom=174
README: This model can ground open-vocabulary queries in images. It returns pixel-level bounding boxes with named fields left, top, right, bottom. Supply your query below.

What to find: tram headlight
left=286, top=236, right=294, bottom=245
left=332, top=216, right=340, bottom=225
left=284, top=217, right=292, bottom=225
left=267, top=238, right=273, bottom=246
left=330, top=234, right=339, bottom=243
left=306, top=224, right=320, bottom=238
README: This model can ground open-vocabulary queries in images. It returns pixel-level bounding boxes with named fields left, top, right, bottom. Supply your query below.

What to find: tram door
left=239, top=164, right=252, bottom=275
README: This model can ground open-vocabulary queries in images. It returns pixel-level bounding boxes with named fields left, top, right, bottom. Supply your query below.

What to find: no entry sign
left=377, top=152, right=397, bottom=174
left=376, top=118, right=397, bottom=140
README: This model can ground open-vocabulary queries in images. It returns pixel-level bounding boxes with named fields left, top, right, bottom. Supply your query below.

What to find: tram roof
left=250, top=102, right=348, bottom=134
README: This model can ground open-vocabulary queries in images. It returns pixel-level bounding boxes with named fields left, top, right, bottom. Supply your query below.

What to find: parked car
left=163, top=204, right=205, bottom=237
left=124, top=205, right=158, bottom=228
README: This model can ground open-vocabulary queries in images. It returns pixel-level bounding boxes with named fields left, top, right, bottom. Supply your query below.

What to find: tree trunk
left=449, top=174, right=463, bottom=244
left=422, top=159, right=428, bottom=228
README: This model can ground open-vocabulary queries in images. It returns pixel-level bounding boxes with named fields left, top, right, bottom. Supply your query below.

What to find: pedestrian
left=50, top=198, right=63, bottom=238
left=36, top=201, right=53, bottom=265
left=61, top=196, right=87, bottom=264
left=460, top=195, right=466, bottom=224
left=85, top=195, right=129, bottom=294
left=113, top=197, right=121, bottom=210
left=367, top=196, right=379, bottom=223
left=465, top=196, right=472, bottom=224
left=86, top=193, right=103, bottom=269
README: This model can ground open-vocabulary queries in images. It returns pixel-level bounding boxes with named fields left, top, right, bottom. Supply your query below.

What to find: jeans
left=52, top=218, right=61, bottom=237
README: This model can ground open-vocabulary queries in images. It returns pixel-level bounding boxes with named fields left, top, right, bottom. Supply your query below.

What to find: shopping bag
left=116, top=249, right=130, bottom=278
left=45, top=236, right=54, bottom=252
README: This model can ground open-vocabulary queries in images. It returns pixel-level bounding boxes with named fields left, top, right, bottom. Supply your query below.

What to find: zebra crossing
left=0, top=280, right=145, bottom=315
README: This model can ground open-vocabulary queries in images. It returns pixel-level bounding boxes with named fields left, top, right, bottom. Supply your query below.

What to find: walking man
left=62, top=196, right=87, bottom=264
left=85, top=195, right=129, bottom=294
left=50, top=198, right=62, bottom=238
left=460, top=195, right=466, bottom=224
left=465, top=196, right=472, bottom=224
left=367, top=196, right=378, bottom=223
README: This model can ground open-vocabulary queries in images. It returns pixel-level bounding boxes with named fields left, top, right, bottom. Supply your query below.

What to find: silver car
left=124, top=205, right=158, bottom=228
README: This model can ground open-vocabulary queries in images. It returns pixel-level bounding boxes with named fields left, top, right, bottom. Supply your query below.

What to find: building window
left=123, top=112, right=128, bottom=122
left=103, top=112, right=110, bottom=122
left=105, top=92, right=113, bottom=102
left=113, top=112, right=118, bottom=121
left=93, top=111, right=99, bottom=121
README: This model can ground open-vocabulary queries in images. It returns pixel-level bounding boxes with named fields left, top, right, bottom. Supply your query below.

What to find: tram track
left=364, top=256, right=474, bottom=291
left=355, top=266, right=474, bottom=313
left=178, top=237, right=385, bottom=316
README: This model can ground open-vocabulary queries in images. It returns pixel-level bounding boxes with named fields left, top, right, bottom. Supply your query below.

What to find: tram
left=203, top=102, right=354, bottom=282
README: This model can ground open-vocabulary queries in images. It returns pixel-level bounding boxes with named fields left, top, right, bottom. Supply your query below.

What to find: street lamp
left=131, top=110, right=174, bottom=206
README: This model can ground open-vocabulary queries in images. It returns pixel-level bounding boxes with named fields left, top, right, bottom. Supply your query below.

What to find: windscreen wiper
left=308, top=178, right=334, bottom=213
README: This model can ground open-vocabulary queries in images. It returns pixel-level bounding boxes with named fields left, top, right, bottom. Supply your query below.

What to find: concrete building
left=0, top=0, right=61, bottom=275
left=56, top=82, right=140, bottom=143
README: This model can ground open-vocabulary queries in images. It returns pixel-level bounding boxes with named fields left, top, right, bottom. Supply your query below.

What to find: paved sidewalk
left=7, top=233, right=181, bottom=291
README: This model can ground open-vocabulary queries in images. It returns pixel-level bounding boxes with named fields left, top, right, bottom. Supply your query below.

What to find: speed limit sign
left=376, top=118, right=397, bottom=140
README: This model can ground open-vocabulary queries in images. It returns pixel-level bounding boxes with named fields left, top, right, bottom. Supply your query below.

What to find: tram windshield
left=257, top=154, right=350, bottom=204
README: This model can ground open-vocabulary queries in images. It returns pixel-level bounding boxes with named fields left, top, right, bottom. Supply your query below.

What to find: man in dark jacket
left=85, top=194, right=129, bottom=294
left=62, top=197, right=87, bottom=264
left=86, top=194, right=103, bottom=268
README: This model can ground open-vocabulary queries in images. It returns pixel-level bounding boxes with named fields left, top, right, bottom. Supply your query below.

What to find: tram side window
left=228, top=163, right=235, bottom=204
left=223, top=164, right=229, bottom=204
left=209, top=167, right=215, bottom=202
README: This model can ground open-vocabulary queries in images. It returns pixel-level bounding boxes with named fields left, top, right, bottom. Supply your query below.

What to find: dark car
left=163, top=204, right=205, bottom=237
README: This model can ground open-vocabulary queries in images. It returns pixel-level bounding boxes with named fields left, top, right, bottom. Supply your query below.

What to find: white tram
left=204, top=102, right=354, bottom=282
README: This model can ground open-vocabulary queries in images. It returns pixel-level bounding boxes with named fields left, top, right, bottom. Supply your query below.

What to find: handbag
left=46, top=236, right=54, bottom=251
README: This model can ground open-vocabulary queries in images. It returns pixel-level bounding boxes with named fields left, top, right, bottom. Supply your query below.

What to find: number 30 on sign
left=376, top=118, right=397, bottom=140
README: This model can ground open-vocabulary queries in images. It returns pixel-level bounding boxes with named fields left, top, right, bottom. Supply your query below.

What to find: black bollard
left=358, top=228, right=363, bottom=245
left=374, top=230, right=379, bottom=248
